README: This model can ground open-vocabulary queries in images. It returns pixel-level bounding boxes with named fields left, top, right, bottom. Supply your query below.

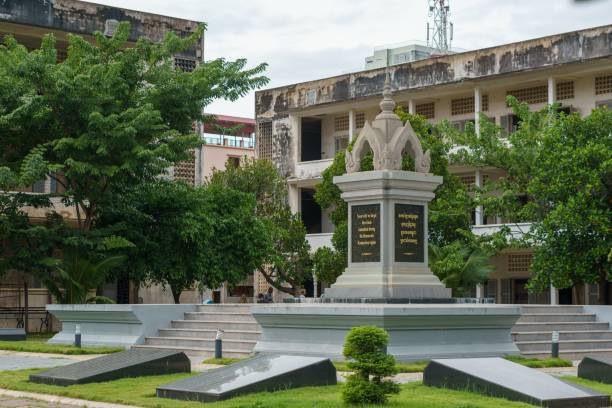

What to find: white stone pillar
left=474, top=87, right=482, bottom=136
left=476, top=284, right=483, bottom=299
left=550, top=283, right=559, bottom=305
left=547, top=77, right=556, bottom=105
left=288, top=184, right=300, bottom=213
left=408, top=99, right=415, bottom=115
left=348, top=109, right=356, bottom=142
left=474, top=169, right=484, bottom=226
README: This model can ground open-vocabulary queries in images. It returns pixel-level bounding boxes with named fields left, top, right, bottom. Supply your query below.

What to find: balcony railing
left=294, top=158, right=334, bottom=180
left=306, top=232, right=333, bottom=251
left=471, top=222, right=532, bottom=239
left=203, top=133, right=255, bottom=149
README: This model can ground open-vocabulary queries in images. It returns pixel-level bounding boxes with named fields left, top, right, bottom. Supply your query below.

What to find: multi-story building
left=0, top=0, right=205, bottom=325
left=364, top=42, right=444, bottom=69
left=255, top=24, right=612, bottom=306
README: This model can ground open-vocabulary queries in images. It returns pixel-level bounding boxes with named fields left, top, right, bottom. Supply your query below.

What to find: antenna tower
left=426, top=0, right=453, bottom=55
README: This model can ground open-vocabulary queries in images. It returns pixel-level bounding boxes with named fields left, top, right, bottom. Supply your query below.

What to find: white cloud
left=94, top=0, right=612, bottom=117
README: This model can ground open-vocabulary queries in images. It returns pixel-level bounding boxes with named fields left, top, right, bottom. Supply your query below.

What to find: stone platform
left=251, top=303, right=521, bottom=362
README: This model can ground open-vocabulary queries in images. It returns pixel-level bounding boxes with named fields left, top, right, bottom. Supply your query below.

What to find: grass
left=504, top=355, right=573, bottom=368
left=564, top=376, right=612, bottom=396
left=0, top=333, right=122, bottom=355
left=201, top=357, right=243, bottom=365
left=203, top=356, right=572, bottom=373
left=0, top=368, right=536, bottom=407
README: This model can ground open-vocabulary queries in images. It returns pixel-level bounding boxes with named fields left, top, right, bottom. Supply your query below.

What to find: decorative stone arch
left=345, top=122, right=381, bottom=173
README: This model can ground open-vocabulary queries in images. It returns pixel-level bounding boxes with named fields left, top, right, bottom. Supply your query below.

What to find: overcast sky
left=94, top=0, right=611, bottom=118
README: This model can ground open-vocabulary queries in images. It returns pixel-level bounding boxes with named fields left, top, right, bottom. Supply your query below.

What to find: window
left=334, top=115, right=349, bottom=132
left=227, top=156, right=240, bottom=168
left=415, top=102, right=435, bottom=119
left=355, top=112, right=365, bottom=129
left=481, top=94, right=489, bottom=112
left=507, top=85, right=547, bottom=105
left=595, top=75, right=612, bottom=95
left=173, top=150, right=196, bottom=186
left=32, top=180, right=45, bottom=193
left=500, top=114, right=520, bottom=136
left=174, top=58, right=197, bottom=72
left=451, top=119, right=475, bottom=132
left=596, top=99, right=612, bottom=110
left=451, top=96, right=474, bottom=116
left=458, top=174, right=475, bottom=187
left=335, top=136, right=348, bottom=153
left=257, top=122, right=273, bottom=160
left=508, top=253, right=532, bottom=273
left=556, top=81, right=574, bottom=100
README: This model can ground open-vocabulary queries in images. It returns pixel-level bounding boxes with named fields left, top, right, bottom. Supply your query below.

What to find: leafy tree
left=451, top=99, right=612, bottom=303
left=208, top=158, right=312, bottom=295
left=314, top=110, right=478, bottom=287
left=342, top=326, right=399, bottom=405
left=101, top=180, right=268, bottom=303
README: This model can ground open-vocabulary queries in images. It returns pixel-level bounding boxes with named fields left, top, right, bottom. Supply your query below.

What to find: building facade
left=255, top=24, right=612, bottom=305
left=364, top=42, right=440, bottom=69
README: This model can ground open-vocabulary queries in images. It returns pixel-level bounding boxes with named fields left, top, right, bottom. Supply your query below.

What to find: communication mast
left=426, top=0, right=453, bottom=55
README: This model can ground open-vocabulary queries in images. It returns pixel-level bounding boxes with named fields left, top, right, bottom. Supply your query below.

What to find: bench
left=0, top=307, right=50, bottom=332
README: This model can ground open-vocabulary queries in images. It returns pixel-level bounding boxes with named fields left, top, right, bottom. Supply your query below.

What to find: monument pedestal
left=251, top=304, right=521, bottom=361
left=323, top=170, right=451, bottom=300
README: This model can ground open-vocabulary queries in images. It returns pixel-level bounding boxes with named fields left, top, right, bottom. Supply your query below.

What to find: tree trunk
left=171, top=287, right=182, bottom=304
left=598, top=269, right=609, bottom=305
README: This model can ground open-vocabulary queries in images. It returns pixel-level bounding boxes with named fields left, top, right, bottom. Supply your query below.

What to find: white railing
left=306, top=233, right=333, bottom=251
left=294, top=158, right=334, bottom=180
left=471, top=222, right=532, bottom=239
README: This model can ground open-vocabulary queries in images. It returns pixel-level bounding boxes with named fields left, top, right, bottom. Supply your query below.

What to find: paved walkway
left=0, top=350, right=100, bottom=371
left=0, top=389, right=137, bottom=408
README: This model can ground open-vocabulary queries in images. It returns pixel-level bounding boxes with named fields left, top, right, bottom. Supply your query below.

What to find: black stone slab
left=578, top=355, right=612, bottom=384
left=351, top=204, right=380, bottom=262
left=29, top=348, right=190, bottom=386
left=157, top=354, right=336, bottom=402
left=394, top=203, right=424, bottom=263
left=423, top=358, right=610, bottom=408
left=0, top=328, right=26, bottom=341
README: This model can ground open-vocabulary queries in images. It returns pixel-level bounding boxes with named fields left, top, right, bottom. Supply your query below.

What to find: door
left=301, top=118, right=322, bottom=162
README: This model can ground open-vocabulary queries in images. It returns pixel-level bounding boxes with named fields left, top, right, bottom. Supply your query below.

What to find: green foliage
left=100, top=180, right=268, bottom=303
left=342, top=326, right=399, bottom=405
left=504, top=355, right=573, bottom=368
left=41, top=250, right=123, bottom=304
left=451, top=98, right=612, bottom=302
left=208, top=159, right=312, bottom=295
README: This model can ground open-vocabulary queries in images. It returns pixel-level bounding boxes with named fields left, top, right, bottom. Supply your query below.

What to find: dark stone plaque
left=157, top=354, right=337, bottom=402
left=0, top=328, right=25, bottom=341
left=578, top=355, right=612, bottom=384
left=424, top=358, right=610, bottom=408
left=29, top=348, right=190, bottom=386
left=394, top=204, right=424, bottom=263
left=351, top=204, right=380, bottom=263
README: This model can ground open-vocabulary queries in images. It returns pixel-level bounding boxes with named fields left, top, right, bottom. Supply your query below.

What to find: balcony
left=306, top=232, right=333, bottom=252
left=203, top=133, right=255, bottom=149
left=471, top=222, right=532, bottom=239
left=294, top=158, right=334, bottom=181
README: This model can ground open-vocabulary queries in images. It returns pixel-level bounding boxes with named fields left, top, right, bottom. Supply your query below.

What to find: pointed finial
left=379, top=69, right=396, bottom=114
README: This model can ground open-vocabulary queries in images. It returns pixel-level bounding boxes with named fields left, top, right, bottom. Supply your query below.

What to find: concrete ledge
left=252, top=304, right=521, bottom=362
left=47, top=304, right=197, bottom=348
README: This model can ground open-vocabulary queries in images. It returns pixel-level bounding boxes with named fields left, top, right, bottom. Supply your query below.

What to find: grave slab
left=0, top=328, right=25, bottom=341
left=578, top=355, right=612, bottom=384
left=156, top=354, right=336, bottom=402
left=423, top=357, right=609, bottom=408
left=29, top=348, right=190, bottom=386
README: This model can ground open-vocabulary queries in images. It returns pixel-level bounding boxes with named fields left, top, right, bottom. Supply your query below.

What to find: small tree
left=342, top=326, right=399, bottom=405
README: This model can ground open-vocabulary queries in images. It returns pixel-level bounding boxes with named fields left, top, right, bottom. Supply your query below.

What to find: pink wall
left=201, top=144, right=255, bottom=181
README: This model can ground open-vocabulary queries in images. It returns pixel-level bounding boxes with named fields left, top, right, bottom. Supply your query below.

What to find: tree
left=100, top=180, right=268, bottom=303
left=208, top=158, right=312, bottom=295
left=451, top=98, right=612, bottom=303
left=314, top=110, right=478, bottom=287
left=342, top=326, right=399, bottom=405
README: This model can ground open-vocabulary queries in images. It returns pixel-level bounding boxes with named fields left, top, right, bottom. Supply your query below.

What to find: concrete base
left=46, top=304, right=197, bottom=348
left=251, top=303, right=521, bottom=362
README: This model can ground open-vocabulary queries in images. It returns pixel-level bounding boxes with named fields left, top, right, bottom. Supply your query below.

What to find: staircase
left=134, top=304, right=261, bottom=358
left=513, top=305, right=612, bottom=360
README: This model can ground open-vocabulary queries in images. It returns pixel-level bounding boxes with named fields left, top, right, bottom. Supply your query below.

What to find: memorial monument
left=251, top=74, right=521, bottom=361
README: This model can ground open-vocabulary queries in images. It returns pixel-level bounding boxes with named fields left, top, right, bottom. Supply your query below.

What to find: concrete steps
left=512, top=305, right=612, bottom=359
left=134, top=304, right=261, bottom=358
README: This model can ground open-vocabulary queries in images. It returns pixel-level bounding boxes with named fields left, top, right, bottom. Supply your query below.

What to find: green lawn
left=334, top=360, right=429, bottom=373
left=0, top=368, right=537, bottom=407
left=0, top=333, right=122, bottom=355
left=504, top=355, right=573, bottom=368
left=564, top=376, right=612, bottom=396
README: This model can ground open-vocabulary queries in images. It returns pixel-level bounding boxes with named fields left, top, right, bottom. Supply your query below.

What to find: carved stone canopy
left=345, top=75, right=431, bottom=174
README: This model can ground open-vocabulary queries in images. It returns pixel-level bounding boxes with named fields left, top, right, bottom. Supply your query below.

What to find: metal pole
left=215, top=329, right=224, bottom=359
left=24, top=281, right=29, bottom=335
left=75, top=324, right=82, bottom=348
left=551, top=330, right=559, bottom=358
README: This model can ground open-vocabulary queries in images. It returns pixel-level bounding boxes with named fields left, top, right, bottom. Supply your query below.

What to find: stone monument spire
left=345, top=71, right=431, bottom=174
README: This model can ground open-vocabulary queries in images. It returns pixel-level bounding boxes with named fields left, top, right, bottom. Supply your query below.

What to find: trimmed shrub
left=342, top=326, right=400, bottom=405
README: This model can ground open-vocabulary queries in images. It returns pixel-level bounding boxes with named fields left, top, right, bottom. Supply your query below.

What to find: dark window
left=227, top=157, right=240, bottom=168
left=174, top=58, right=197, bottom=72
left=300, top=188, right=321, bottom=234
left=301, top=117, right=322, bottom=162
left=32, top=179, right=45, bottom=193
